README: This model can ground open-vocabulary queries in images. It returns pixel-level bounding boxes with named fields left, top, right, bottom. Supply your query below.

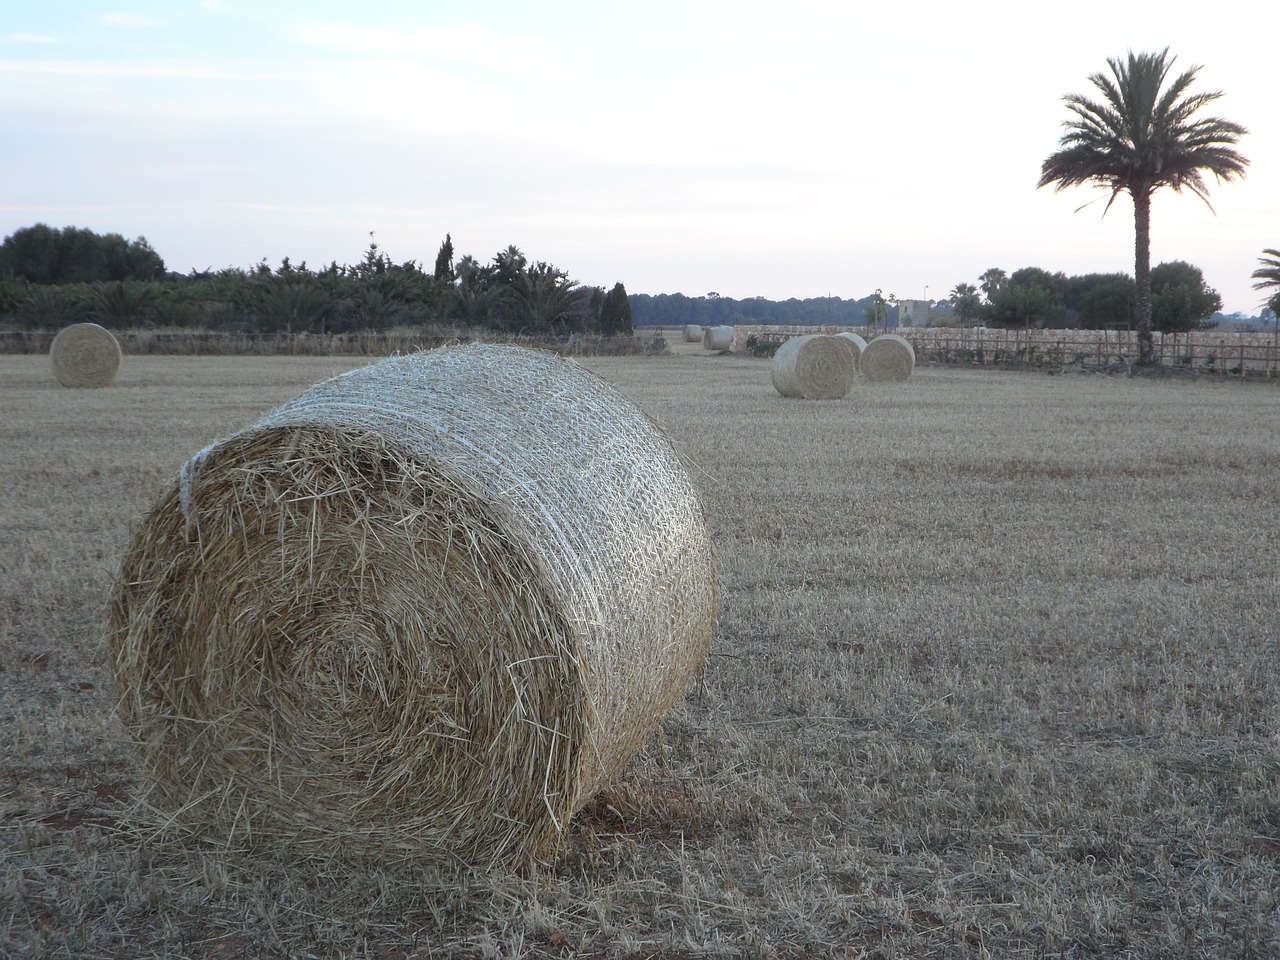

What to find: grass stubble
left=1, top=346, right=1277, bottom=958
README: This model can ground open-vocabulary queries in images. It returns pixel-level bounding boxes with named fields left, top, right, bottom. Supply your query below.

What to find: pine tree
left=598, top=282, right=633, bottom=337
left=433, top=233, right=455, bottom=283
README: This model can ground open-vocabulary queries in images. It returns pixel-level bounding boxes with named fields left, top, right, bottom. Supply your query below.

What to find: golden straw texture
left=703, top=325, right=734, bottom=351
left=770, top=334, right=856, bottom=399
left=50, top=322, right=122, bottom=388
left=109, top=344, right=718, bottom=867
left=860, top=333, right=916, bottom=382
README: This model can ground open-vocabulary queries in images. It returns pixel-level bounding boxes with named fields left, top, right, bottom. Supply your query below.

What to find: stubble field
left=2, top=342, right=1278, bottom=959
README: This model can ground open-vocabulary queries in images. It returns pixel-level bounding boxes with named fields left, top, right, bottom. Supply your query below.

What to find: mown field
left=2, top=342, right=1278, bottom=959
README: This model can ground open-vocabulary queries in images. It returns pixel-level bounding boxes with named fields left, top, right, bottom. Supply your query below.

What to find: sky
left=3, top=1, right=1276, bottom=316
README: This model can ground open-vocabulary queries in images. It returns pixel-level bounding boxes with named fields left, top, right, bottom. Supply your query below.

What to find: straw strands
left=108, top=344, right=718, bottom=867
left=771, top=334, right=856, bottom=399
left=50, top=322, right=122, bottom=387
left=837, top=332, right=868, bottom=369
left=703, top=325, right=734, bottom=351
left=683, top=324, right=704, bottom=342
left=861, top=333, right=916, bottom=382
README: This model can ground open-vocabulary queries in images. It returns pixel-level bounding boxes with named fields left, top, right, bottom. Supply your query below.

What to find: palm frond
left=1039, top=48, right=1248, bottom=206
left=1252, top=250, right=1280, bottom=291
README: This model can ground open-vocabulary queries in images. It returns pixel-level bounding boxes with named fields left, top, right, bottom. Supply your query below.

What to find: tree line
left=4, top=223, right=1267, bottom=339
left=7, top=50, right=1280, bottom=348
left=0, top=226, right=633, bottom=338
left=628, top=291, right=880, bottom=328
left=628, top=261, right=1254, bottom=332
left=944, top=262, right=1237, bottom=332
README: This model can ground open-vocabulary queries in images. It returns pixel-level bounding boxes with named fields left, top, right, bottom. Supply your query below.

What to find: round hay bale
left=861, top=333, right=916, bottom=382
left=833, top=332, right=865, bottom=373
left=770, top=334, right=855, bottom=399
left=837, top=331, right=868, bottom=366
left=108, top=344, right=718, bottom=867
left=682, top=324, right=703, bottom=342
left=703, top=325, right=734, bottom=351
left=50, top=322, right=121, bottom=387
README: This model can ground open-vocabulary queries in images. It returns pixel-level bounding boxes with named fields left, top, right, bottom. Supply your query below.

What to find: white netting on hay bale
left=861, top=333, right=916, bottom=382
left=109, top=344, right=718, bottom=867
left=770, top=334, right=856, bottom=399
left=683, top=324, right=703, bottom=342
left=703, top=325, right=734, bottom=351
left=50, top=322, right=122, bottom=388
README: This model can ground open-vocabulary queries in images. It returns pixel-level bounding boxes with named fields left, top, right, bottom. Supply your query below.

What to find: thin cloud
left=102, top=13, right=161, bottom=29
left=4, top=33, right=58, bottom=44
left=0, top=59, right=237, bottom=80
left=286, top=22, right=580, bottom=79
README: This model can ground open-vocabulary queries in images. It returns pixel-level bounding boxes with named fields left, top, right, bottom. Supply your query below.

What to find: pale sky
left=3, top=1, right=1276, bottom=315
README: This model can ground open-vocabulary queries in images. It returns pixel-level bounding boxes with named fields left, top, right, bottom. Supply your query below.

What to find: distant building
left=893, top=299, right=931, bottom=328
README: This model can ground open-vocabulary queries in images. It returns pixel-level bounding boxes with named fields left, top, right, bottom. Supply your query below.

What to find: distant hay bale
left=50, top=322, right=121, bottom=388
left=861, top=333, right=916, bottom=382
left=770, top=334, right=855, bottom=399
left=683, top=324, right=703, bottom=342
left=703, top=325, right=734, bottom=351
left=837, top=332, right=868, bottom=367
left=108, top=344, right=718, bottom=867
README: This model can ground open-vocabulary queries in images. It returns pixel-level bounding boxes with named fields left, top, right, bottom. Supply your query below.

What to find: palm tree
left=449, top=284, right=495, bottom=325
left=89, top=279, right=155, bottom=326
left=1252, top=249, right=1280, bottom=312
left=1038, top=48, right=1248, bottom=366
left=1253, top=248, right=1280, bottom=363
left=978, top=268, right=1006, bottom=303
left=949, top=282, right=981, bottom=325
left=496, top=262, right=586, bottom=334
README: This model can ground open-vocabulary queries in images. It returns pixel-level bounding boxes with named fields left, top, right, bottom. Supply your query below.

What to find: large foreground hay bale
left=50, top=322, right=121, bottom=387
left=683, top=324, right=703, bottom=342
left=703, top=325, right=734, bottom=351
left=109, top=344, right=718, bottom=867
left=770, top=334, right=855, bottom=399
left=861, top=333, right=916, bottom=382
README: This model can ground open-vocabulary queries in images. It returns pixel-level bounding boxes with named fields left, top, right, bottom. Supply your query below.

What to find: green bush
left=744, top=333, right=780, bottom=358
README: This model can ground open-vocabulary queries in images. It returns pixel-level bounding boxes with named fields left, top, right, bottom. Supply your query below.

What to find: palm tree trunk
left=1133, top=187, right=1155, bottom=366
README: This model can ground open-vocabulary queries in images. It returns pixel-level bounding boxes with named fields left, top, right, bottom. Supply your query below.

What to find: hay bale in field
left=770, top=334, right=856, bottom=399
left=703, top=325, right=734, bottom=351
left=683, top=324, right=703, bottom=342
left=50, top=322, right=121, bottom=387
left=837, top=332, right=868, bottom=367
left=861, top=333, right=916, bottom=382
left=108, top=344, right=718, bottom=867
